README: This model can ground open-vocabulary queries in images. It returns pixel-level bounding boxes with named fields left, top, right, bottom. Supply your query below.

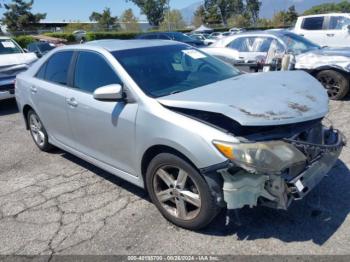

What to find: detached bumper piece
left=285, top=128, right=345, bottom=200
left=221, top=127, right=345, bottom=210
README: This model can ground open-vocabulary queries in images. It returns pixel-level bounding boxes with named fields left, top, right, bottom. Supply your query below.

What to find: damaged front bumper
left=204, top=126, right=345, bottom=210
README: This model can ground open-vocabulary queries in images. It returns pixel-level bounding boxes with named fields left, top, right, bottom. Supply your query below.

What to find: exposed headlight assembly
left=213, top=140, right=306, bottom=174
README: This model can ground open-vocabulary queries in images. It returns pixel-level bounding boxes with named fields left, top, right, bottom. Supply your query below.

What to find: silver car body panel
left=295, top=48, right=350, bottom=72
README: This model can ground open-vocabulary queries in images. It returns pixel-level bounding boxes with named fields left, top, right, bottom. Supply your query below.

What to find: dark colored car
left=136, top=32, right=204, bottom=47
left=27, top=42, right=56, bottom=58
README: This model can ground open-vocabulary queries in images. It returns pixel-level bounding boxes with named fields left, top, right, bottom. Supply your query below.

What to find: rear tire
left=316, top=70, right=349, bottom=100
left=27, top=110, right=52, bottom=152
left=146, top=153, right=219, bottom=230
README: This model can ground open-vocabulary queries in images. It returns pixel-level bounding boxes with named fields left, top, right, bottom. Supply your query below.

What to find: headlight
left=213, top=140, right=306, bottom=174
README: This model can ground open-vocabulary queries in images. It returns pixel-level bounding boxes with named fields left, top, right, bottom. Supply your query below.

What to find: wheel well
left=22, top=105, right=34, bottom=130
left=141, top=145, right=198, bottom=185
left=310, top=67, right=350, bottom=79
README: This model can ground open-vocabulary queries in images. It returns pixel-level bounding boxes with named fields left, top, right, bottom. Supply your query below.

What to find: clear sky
left=0, top=0, right=200, bottom=22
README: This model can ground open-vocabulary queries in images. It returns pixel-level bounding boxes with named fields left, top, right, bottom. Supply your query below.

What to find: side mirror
left=93, top=84, right=124, bottom=102
left=23, top=48, right=28, bottom=53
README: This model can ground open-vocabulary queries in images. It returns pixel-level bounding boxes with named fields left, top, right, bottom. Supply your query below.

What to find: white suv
left=294, top=13, right=350, bottom=47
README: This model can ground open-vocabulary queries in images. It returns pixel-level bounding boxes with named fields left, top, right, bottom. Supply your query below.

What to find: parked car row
left=136, top=32, right=204, bottom=47
left=203, top=30, right=350, bottom=100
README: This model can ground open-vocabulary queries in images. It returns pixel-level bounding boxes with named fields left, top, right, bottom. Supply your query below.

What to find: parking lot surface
left=0, top=99, right=350, bottom=256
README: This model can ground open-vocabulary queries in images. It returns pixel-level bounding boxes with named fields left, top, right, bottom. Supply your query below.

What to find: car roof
left=83, top=39, right=181, bottom=52
left=225, top=30, right=292, bottom=38
left=299, top=13, right=350, bottom=18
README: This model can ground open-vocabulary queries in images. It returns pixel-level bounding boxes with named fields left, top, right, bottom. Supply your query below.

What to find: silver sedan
left=15, top=40, right=344, bottom=229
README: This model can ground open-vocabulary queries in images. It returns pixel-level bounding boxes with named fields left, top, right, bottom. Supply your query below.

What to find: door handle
left=299, top=34, right=304, bottom=37
left=30, top=86, right=37, bottom=94
left=326, top=34, right=335, bottom=37
left=66, top=98, right=78, bottom=107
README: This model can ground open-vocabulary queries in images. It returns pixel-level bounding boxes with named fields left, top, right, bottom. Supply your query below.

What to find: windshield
left=113, top=44, right=239, bottom=98
left=0, top=39, right=23, bottom=55
left=172, top=33, right=194, bottom=42
left=281, top=32, right=320, bottom=54
left=37, top=43, right=55, bottom=52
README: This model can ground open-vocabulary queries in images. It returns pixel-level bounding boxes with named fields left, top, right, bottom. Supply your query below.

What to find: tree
left=284, top=5, right=298, bottom=26
left=245, top=0, right=261, bottom=26
left=160, top=9, right=186, bottom=31
left=1, top=0, right=46, bottom=33
left=204, top=0, right=244, bottom=27
left=89, top=8, right=119, bottom=30
left=228, top=14, right=251, bottom=28
left=192, top=5, right=206, bottom=27
left=127, top=0, right=168, bottom=26
left=120, top=8, right=140, bottom=31
left=269, top=5, right=298, bottom=27
left=304, top=0, right=350, bottom=15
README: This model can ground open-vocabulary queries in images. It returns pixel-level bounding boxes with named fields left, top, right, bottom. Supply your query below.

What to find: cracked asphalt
left=0, top=98, right=350, bottom=256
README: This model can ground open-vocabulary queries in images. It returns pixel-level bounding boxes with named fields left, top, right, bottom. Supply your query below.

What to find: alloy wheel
left=318, top=74, right=341, bottom=99
left=153, top=165, right=202, bottom=220
left=29, top=114, right=46, bottom=147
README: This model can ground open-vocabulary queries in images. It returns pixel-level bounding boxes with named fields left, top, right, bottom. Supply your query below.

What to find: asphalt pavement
left=0, top=98, right=349, bottom=256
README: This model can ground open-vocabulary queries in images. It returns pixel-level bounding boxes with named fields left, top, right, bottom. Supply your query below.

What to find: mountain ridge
left=180, top=0, right=344, bottom=24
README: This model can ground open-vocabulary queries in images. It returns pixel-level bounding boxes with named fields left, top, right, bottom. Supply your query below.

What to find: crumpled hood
left=296, top=48, right=350, bottom=72
left=158, top=71, right=329, bottom=126
left=0, top=53, right=37, bottom=70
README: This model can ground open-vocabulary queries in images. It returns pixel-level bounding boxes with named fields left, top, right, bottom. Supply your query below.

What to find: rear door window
left=302, top=17, right=324, bottom=30
left=228, top=37, right=250, bottom=51
left=73, top=51, right=122, bottom=93
left=42, top=51, right=74, bottom=85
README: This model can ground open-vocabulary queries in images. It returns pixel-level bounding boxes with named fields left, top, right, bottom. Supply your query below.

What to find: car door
left=66, top=50, right=139, bottom=176
left=298, top=16, right=326, bottom=46
left=323, top=15, right=350, bottom=47
left=31, top=51, right=75, bottom=146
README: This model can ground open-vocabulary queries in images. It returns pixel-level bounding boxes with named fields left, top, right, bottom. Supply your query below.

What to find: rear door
left=323, top=15, right=350, bottom=47
left=298, top=16, right=326, bottom=46
left=66, top=51, right=138, bottom=175
left=31, top=51, right=75, bottom=146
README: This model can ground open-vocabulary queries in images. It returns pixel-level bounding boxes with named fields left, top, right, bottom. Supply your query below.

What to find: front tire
left=27, top=110, right=52, bottom=152
left=146, top=153, right=219, bottom=230
left=316, top=70, right=349, bottom=100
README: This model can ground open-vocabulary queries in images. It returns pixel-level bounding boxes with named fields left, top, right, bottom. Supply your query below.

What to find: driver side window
left=74, top=51, right=122, bottom=93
